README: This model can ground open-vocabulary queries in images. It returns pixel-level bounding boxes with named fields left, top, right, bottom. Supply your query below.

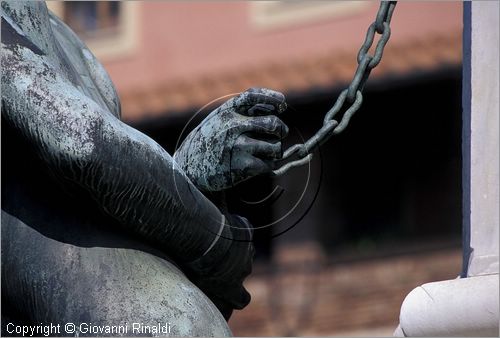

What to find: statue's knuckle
left=267, top=116, right=280, bottom=131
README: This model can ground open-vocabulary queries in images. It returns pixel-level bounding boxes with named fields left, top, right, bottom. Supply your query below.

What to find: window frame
left=47, top=1, right=140, bottom=61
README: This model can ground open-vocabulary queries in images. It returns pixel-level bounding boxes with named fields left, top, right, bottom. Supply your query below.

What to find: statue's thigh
left=1, top=211, right=231, bottom=337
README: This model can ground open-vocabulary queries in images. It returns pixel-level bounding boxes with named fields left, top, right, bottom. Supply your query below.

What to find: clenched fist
left=174, top=88, right=289, bottom=192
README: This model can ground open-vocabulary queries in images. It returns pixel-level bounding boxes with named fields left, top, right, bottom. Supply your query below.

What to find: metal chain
left=273, top=1, right=397, bottom=176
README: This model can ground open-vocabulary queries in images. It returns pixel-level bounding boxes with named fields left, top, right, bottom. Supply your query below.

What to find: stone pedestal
left=395, top=2, right=499, bottom=336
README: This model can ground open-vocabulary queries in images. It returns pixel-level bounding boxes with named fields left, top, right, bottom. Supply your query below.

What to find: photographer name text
left=6, top=322, right=172, bottom=336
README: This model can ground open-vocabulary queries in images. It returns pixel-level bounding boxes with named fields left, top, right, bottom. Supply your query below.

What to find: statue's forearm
left=83, top=118, right=232, bottom=262
left=1, top=49, right=231, bottom=264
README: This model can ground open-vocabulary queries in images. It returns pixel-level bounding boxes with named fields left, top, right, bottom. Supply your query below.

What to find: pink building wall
left=102, top=2, right=462, bottom=96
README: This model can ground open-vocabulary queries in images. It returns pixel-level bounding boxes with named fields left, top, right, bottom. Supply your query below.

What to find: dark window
left=63, top=1, right=121, bottom=38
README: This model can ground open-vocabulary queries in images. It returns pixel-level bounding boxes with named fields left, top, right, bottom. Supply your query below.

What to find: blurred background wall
left=47, top=1, right=463, bottom=336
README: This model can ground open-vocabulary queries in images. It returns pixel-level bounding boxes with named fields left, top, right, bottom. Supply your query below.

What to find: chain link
left=273, top=1, right=397, bottom=176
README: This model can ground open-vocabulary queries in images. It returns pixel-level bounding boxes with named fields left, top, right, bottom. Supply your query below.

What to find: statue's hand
left=174, top=88, right=288, bottom=192
left=185, top=215, right=254, bottom=320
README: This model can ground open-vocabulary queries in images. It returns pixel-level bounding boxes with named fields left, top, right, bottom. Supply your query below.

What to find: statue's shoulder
left=47, top=11, right=122, bottom=118
left=1, top=1, right=82, bottom=86
left=1, top=1, right=121, bottom=119
left=1, top=1, right=59, bottom=58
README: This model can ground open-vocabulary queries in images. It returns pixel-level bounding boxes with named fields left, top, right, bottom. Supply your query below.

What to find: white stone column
left=465, top=0, right=499, bottom=278
left=395, top=2, right=499, bottom=336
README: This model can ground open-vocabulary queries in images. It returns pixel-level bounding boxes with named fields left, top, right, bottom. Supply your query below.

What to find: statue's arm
left=2, top=2, right=253, bottom=314
left=1, top=33, right=233, bottom=267
left=2, top=50, right=236, bottom=260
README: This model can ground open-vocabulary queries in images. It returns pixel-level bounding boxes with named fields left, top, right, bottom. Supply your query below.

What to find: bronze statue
left=1, top=1, right=288, bottom=336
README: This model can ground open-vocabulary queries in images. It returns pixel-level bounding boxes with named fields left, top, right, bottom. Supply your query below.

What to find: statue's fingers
left=234, top=135, right=282, bottom=160
left=250, top=140, right=282, bottom=159
left=231, top=154, right=273, bottom=180
left=232, top=88, right=286, bottom=116
left=242, top=115, right=289, bottom=140
left=246, top=87, right=285, bottom=109
left=247, top=103, right=275, bottom=116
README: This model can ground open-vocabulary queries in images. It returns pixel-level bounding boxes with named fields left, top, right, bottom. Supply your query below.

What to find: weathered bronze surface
left=1, top=1, right=288, bottom=336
